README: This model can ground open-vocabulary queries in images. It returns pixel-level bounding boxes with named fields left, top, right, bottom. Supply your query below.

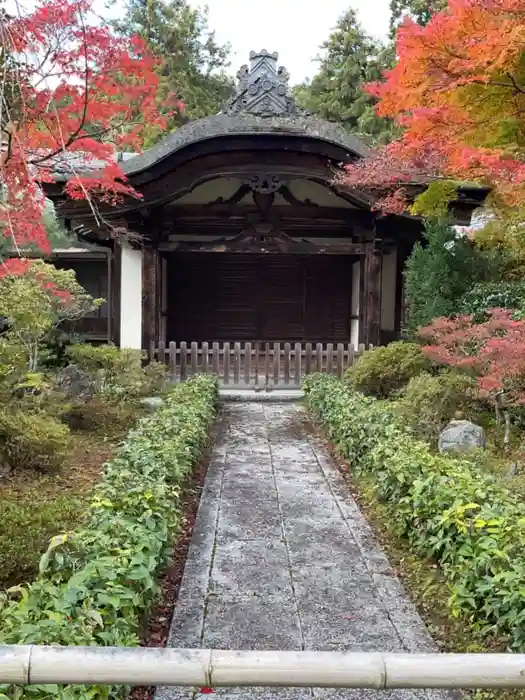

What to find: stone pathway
left=157, top=402, right=453, bottom=700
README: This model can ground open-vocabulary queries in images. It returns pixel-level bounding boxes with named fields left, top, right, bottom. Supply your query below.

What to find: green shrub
left=459, top=281, right=525, bottom=320
left=0, top=260, right=102, bottom=373
left=345, top=341, right=430, bottom=398
left=63, top=397, right=143, bottom=435
left=303, top=374, right=525, bottom=651
left=397, top=370, right=477, bottom=441
left=0, top=491, right=83, bottom=589
left=0, top=409, right=72, bottom=473
left=403, top=218, right=499, bottom=333
left=66, top=344, right=166, bottom=400
left=0, top=374, right=218, bottom=700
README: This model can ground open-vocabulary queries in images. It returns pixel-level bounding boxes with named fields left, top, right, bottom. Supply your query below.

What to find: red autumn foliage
left=0, top=257, right=32, bottom=278
left=0, top=257, right=73, bottom=303
left=419, top=309, right=525, bottom=407
left=340, top=0, right=525, bottom=213
left=1, top=0, right=179, bottom=252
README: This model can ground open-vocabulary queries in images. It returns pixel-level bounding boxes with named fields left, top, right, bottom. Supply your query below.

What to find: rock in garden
left=56, top=364, right=93, bottom=400
left=140, top=396, right=165, bottom=412
left=438, top=419, right=487, bottom=455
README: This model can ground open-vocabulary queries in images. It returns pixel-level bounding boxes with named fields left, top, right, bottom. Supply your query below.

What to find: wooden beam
left=173, top=239, right=367, bottom=255
left=170, top=204, right=374, bottom=223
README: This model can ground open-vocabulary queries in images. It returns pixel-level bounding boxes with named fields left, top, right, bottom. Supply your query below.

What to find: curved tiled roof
left=51, top=50, right=368, bottom=182
left=118, top=113, right=368, bottom=177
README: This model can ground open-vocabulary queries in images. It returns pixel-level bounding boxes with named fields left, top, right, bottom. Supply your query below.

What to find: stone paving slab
left=155, top=403, right=456, bottom=700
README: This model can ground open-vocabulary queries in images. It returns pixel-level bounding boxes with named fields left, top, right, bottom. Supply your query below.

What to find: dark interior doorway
left=166, top=252, right=353, bottom=343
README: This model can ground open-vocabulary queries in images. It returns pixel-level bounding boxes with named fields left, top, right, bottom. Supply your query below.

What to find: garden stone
left=56, top=364, right=93, bottom=400
left=140, top=396, right=165, bottom=412
left=438, top=419, right=487, bottom=454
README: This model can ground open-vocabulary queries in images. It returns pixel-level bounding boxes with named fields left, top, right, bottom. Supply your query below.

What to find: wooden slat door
left=214, top=255, right=258, bottom=340
left=258, top=256, right=304, bottom=340
left=167, top=252, right=353, bottom=343
left=304, top=256, right=352, bottom=342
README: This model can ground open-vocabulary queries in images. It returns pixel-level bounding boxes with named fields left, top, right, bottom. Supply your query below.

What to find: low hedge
left=0, top=374, right=218, bottom=700
left=303, top=373, right=525, bottom=650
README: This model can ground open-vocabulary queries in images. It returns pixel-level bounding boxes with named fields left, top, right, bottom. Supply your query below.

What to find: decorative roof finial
left=225, top=49, right=302, bottom=118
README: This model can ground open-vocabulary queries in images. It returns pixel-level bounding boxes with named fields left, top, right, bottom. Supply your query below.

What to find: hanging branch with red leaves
left=0, top=0, right=180, bottom=254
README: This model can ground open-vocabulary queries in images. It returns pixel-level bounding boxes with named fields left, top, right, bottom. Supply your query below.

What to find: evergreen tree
left=404, top=218, right=498, bottom=334
left=293, top=9, right=397, bottom=145
left=389, top=0, right=448, bottom=34
left=42, top=203, right=78, bottom=250
left=113, top=0, right=234, bottom=143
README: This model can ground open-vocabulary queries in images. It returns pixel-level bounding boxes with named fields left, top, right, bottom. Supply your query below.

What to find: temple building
left=45, top=50, right=487, bottom=353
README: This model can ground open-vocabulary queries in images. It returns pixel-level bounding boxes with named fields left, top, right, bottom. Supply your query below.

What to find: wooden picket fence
left=154, top=341, right=371, bottom=389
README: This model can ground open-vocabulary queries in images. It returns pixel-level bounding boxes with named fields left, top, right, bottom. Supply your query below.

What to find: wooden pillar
left=142, top=246, right=159, bottom=357
left=363, top=241, right=382, bottom=347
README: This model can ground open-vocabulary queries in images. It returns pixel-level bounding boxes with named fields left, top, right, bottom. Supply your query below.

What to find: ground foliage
left=397, top=370, right=477, bottom=441
left=304, top=373, right=525, bottom=651
left=0, top=435, right=119, bottom=590
left=0, top=374, right=218, bottom=700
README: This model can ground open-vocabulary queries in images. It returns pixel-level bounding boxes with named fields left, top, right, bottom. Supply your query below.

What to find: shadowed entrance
left=167, top=253, right=353, bottom=343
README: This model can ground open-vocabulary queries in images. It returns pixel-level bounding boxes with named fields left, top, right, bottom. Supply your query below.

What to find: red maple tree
left=340, top=0, right=525, bottom=215
left=0, top=0, right=179, bottom=254
left=419, top=309, right=525, bottom=440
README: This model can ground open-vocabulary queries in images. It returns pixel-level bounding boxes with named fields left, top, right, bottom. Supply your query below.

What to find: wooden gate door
left=166, top=253, right=353, bottom=345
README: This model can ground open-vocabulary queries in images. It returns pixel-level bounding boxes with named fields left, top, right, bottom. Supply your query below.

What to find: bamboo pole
left=2, top=648, right=525, bottom=689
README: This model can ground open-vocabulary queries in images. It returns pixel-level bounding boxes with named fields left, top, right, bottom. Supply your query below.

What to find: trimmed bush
left=65, top=344, right=167, bottom=400
left=345, top=341, right=430, bottom=398
left=303, top=374, right=525, bottom=650
left=0, top=374, right=218, bottom=700
left=397, top=371, right=477, bottom=442
left=63, top=397, right=143, bottom=435
left=0, top=491, right=83, bottom=589
left=0, top=408, right=72, bottom=473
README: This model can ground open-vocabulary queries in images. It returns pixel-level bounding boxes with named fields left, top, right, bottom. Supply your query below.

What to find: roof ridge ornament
left=224, top=49, right=305, bottom=118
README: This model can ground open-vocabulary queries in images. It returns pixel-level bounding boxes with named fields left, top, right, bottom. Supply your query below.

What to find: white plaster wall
left=120, top=244, right=143, bottom=350
left=380, top=249, right=397, bottom=332
left=350, top=260, right=361, bottom=350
